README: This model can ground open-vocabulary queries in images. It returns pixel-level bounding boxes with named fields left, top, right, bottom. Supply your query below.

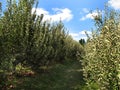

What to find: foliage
left=0, top=0, right=84, bottom=88
left=82, top=8, right=120, bottom=90
left=79, top=39, right=86, bottom=46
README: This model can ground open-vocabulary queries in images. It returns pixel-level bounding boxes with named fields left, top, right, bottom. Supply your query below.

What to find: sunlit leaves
left=82, top=9, right=120, bottom=89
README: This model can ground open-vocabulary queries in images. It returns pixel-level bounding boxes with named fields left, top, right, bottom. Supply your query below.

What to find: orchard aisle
left=13, top=61, right=84, bottom=90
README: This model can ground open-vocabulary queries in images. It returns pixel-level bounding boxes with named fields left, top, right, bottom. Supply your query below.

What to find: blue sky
left=1, top=0, right=120, bottom=41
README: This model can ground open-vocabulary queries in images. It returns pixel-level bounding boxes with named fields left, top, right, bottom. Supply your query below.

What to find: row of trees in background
left=0, top=0, right=84, bottom=88
left=82, top=7, right=120, bottom=89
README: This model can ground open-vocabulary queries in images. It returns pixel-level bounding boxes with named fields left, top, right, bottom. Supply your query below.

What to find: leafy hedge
left=0, top=0, right=84, bottom=89
left=82, top=8, right=120, bottom=89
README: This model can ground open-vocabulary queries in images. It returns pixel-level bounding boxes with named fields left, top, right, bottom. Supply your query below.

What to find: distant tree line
left=79, top=39, right=85, bottom=46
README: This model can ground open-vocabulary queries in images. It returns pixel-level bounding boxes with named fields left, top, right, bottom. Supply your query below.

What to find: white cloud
left=32, top=8, right=49, bottom=15
left=79, top=30, right=92, bottom=35
left=82, top=8, right=89, bottom=13
left=80, top=10, right=99, bottom=21
left=69, top=33, right=79, bottom=37
left=32, top=8, right=73, bottom=22
left=108, top=0, right=120, bottom=10
left=70, top=30, right=91, bottom=41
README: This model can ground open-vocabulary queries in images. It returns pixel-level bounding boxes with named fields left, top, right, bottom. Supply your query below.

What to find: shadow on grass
left=12, top=61, right=85, bottom=90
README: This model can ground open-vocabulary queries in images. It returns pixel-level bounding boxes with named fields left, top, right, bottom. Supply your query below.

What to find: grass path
left=13, top=61, right=84, bottom=90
